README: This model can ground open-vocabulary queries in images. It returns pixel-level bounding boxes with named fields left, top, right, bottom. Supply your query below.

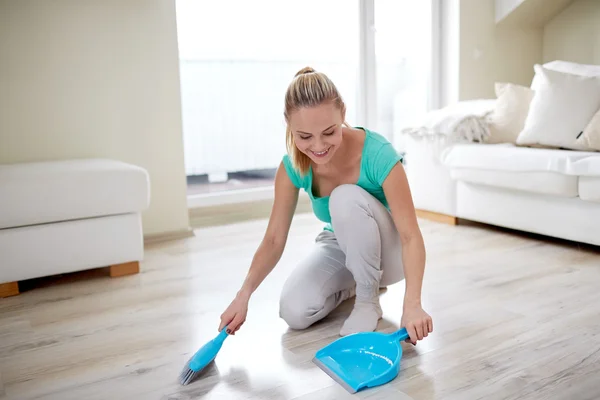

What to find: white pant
left=279, top=184, right=405, bottom=330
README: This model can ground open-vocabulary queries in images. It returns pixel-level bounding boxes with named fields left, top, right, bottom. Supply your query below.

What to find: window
left=176, top=0, right=436, bottom=197
left=373, top=0, right=434, bottom=148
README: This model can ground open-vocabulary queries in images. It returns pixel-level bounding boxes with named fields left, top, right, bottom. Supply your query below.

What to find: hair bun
left=295, top=66, right=315, bottom=77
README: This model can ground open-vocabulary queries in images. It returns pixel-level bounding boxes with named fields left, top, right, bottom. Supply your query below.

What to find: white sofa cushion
left=579, top=176, right=600, bottom=203
left=450, top=169, right=578, bottom=197
left=441, top=143, right=600, bottom=176
left=517, top=65, right=600, bottom=151
left=0, top=158, right=150, bottom=229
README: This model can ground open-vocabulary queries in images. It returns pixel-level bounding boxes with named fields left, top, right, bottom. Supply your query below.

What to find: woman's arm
left=382, top=162, right=433, bottom=344
left=219, top=161, right=299, bottom=334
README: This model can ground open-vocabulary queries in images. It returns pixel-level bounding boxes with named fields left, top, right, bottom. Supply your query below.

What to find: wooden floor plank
left=0, top=213, right=599, bottom=400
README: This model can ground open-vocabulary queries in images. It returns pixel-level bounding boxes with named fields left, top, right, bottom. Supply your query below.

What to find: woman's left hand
left=401, top=303, right=433, bottom=345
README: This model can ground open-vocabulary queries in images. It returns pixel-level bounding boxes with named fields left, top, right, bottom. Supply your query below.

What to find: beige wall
left=494, top=26, right=543, bottom=87
left=543, top=0, right=600, bottom=64
left=458, top=0, right=498, bottom=100
left=454, top=0, right=600, bottom=102
left=457, top=0, right=543, bottom=101
left=0, top=0, right=190, bottom=237
left=439, top=0, right=543, bottom=104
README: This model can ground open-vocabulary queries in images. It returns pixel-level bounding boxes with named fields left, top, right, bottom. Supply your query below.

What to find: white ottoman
left=0, top=158, right=150, bottom=297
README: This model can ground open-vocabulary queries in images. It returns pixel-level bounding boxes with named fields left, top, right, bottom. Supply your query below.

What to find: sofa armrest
left=404, top=135, right=457, bottom=216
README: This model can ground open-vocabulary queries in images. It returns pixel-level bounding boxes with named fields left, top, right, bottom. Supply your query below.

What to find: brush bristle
left=178, top=359, right=201, bottom=386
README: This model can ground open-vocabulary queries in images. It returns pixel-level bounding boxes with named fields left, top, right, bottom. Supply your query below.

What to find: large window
left=374, top=0, right=433, bottom=147
left=176, top=0, right=435, bottom=196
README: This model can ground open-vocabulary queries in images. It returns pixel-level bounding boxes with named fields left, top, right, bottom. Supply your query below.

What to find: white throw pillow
left=576, top=108, right=600, bottom=151
left=516, top=65, right=600, bottom=150
left=531, top=60, right=600, bottom=91
left=486, top=82, right=534, bottom=144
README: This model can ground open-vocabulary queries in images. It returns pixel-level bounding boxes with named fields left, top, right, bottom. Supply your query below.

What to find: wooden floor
left=1, top=213, right=600, bottom=400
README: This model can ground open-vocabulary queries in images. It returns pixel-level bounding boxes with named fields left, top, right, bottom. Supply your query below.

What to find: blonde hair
left=284, top=66, right=348, bottom=175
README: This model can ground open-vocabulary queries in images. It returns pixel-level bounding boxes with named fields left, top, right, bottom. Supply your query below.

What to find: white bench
left=0, top=158, right=150, bottom=297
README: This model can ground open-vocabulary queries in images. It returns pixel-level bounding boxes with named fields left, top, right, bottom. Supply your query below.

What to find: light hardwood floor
left=1, top=213, right=600, bottom=400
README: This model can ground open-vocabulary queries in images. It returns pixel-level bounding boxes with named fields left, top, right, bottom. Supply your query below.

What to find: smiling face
left=288, top=101, right=345, bottom=166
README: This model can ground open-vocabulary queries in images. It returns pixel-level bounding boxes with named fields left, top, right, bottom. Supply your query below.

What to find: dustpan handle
left=391, top=327, right=410, bottom=342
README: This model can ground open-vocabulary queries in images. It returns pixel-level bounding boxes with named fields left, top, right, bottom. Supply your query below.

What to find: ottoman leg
left=0, top=282, right=20, bottom=298
left=109, top=261, right=140, bottom=278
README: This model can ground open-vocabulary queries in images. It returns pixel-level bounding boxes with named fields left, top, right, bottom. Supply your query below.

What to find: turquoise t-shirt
left=282, top=127, right=403, bottom=231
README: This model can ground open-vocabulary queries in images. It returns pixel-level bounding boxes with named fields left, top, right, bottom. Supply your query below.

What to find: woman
left=218, top=67, right=432, bottom=344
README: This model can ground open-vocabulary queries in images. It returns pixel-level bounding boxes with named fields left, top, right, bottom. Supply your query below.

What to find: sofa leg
left=416, top=209, right=458, bottom=226
left=109, top=261, right=140, bottom=278
left=0, top=282, right=20, bottom=298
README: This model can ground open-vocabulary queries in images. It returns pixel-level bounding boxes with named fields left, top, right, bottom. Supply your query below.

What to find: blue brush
left=179, top=327, right=229, bottom=385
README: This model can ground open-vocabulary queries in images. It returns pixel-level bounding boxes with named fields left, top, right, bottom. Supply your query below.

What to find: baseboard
left=189, top=194, right=313, bottom=229
left=415, top=209, right=458, bottom=225
left=188, top=185, right=277, bottom=208
left=143, top=228, right=195, bottom=244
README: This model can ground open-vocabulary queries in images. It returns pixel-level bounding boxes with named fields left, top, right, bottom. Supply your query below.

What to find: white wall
left=0, top=0, right=190, bottom=237
left=543, top=0, right=600, bottom=64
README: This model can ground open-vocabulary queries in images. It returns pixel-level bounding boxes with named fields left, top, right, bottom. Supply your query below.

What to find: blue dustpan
left=313, top=328, right=410, bottom=393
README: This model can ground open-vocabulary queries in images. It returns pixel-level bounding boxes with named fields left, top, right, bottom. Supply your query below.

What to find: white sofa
left=402, top=60, right=600, bottom=247
left=405, top=138, right=600, bottom=246
left=0, top=158, right=150, bottom=297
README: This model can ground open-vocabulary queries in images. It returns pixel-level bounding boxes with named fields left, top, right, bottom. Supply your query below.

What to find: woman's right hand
left=218, top=292, right=250, bottom=335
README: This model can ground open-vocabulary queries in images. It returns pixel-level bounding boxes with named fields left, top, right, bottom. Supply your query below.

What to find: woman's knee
left=329, top=184, right=372, bottom=222
left=279, top=290, right=321, bottom=330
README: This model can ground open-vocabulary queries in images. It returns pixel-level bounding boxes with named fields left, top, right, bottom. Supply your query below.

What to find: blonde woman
left=219, top=67, right=432, bottom=343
